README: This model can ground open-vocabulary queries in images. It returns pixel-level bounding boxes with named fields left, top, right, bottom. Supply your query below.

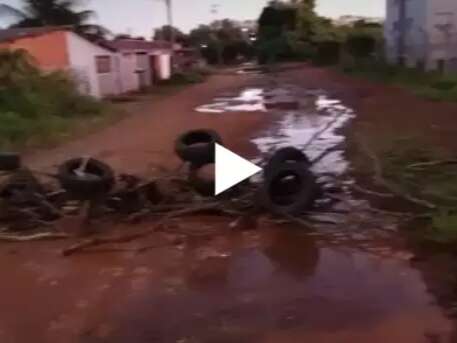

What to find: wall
left=384, top=0, right=428, bottom=66
left=155, top=54, right=171, bottom=80
left=66, top=32, right=120, bottom=98
left=118, top=53, right=139, bottom=92
left=385, top=0, right=457, bottom=71
left=0, top=31, right=69, bottom=70
left=425, top=0, right=457, bottom=69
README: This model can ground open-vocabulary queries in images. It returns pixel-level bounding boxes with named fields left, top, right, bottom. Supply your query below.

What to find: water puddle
left=102, top=229, right=453, bottom=343
left=197, top=85, right=353, bottom=175
left=252, top=90, right=354, bottom=176
left=196, top=88, right=266, bottom=113
left=196, top=85, right=394, bottom=237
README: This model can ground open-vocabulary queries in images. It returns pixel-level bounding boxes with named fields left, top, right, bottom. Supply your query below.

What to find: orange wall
left=0, top=31, right=69, bottom=69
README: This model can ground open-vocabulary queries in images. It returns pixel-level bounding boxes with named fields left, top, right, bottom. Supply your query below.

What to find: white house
left=0, top=27, right=172, bottom=99
left=107, top=38, right=173, bottom=89
left=0, top=27, right=133, bottom=98
left=385, top=0, right=457, bottom=72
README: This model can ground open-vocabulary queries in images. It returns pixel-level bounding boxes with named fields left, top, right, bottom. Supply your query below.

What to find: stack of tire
left=175, top=129, right=222, bottom=196
left=261, top=147, right=318, bottom=215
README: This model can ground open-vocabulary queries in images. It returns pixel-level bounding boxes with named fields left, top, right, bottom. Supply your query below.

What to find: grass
left=342, top=61, right=457, bottom=102
left=429, top=211, right=457, bottom=244
left=362, top=136, right=457, bottom=244
left=157, top=67, right=211, bottom=87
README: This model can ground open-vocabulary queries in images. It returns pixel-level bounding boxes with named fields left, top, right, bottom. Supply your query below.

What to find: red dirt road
left=25, top=72, right=266, bottom=175
left=2, top=65, right=457, bottom=343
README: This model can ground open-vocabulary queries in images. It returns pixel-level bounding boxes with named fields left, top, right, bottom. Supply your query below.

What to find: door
left=150, top=55, right=158, bottom=84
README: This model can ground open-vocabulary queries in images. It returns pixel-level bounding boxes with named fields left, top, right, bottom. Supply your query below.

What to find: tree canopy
left=0, top=0, right=108, bottom=41
left=154, top=25, right=187, bottom=44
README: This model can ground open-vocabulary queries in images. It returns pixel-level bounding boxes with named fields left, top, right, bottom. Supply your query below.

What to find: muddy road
left=2, top=64, right=457, bottom=342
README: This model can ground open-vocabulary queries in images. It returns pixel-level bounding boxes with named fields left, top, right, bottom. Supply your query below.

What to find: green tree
left=154, top=25, right=187, bottom=44
left=188, top=24, right=213, bottom=46
left=257, top=1, right=299, bottom=63
left=189, top=20, right=253, bottom=65
left=0, top=0, right=108, bottom=40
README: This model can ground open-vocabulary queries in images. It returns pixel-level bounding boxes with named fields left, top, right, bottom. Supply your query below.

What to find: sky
left=0, top=0, right=386, bottom=37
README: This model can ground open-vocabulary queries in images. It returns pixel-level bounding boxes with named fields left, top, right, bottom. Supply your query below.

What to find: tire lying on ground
left=188, top=163, right=215, bottom=197
left=175, top=129, right=222, bottom=165
left=0, top=153, right=21, bottom=171
left=264, top=147, right=311, bottom=177
left=260, top=163, right=318, bottom=215
left=57, top=158, right=115, bottom=199
left=0, top=169, right=45, bottom=205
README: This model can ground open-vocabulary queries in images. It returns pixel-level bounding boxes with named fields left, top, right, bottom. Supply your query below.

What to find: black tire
left=264, top=147, right=310, bottom=177
left=0, top=153, right=21, bottom=171
left=57, top=158, right=115, bottom=199
left=175, top=129, right=222, bottom=165
left=0, top=169, right=44, bottom=205
left=260, top=163, right=318, bottom=215
left=188, top=163, right=215, bottom=197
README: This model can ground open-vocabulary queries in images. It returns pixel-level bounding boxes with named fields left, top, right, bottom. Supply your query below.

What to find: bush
left=159, top=68, right=208, bottom=86
left=430, top=78, right=457, bottom=91
left=313, top=40, right=341, bottom=66
left=346, top=32, right=377, bottom=59
left=0, top=49, right=104, bottom=148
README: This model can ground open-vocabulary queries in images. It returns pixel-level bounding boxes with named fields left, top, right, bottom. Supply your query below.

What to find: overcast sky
left=0, top=0, right=386, bottom=36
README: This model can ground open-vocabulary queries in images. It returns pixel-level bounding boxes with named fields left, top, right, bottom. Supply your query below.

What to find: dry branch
left=356, top=135, right=436, bottom=210
left=302, top=112, right=347, bottom=151
left=407, top=160, right=457, bottom=169
left=349, top=184, right=395, bottom=199
left=61, top=203, right=228, bottom=257
left=0, top=232, right=70, bottom=242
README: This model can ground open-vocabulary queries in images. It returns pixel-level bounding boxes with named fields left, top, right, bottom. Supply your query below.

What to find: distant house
left=107, top=38, right=173, bottom=88
left=0, top=27, right=126, bottom=98
left=385, top=0, right=457, bottom=72
left=0, top=27, right=175, bottom=99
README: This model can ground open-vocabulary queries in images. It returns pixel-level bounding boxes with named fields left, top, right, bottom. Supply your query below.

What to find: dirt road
left=2, top=65, right=457, bottom=343
left=24, top=72, right=266, bottom=174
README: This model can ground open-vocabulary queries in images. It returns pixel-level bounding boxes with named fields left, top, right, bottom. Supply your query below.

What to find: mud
left=2, top=65, right=457, bottom=342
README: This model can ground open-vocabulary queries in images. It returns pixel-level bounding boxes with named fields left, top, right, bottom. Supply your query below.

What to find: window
left=96, top=55, right=112, bottom=74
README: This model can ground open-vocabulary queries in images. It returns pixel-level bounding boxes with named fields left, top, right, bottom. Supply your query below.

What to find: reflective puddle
left=182, top=85, right=457, bottom=342
left=100, top=228, right=453, bottom=343
left=196, top=88, right=266, bottom=113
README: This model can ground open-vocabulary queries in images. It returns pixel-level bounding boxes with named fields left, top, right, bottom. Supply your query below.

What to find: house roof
left=107, top=38, right=174, bottom=52
left=0, top=26, right=69, bottom=43
left=0, top=26, right=117, bottom=52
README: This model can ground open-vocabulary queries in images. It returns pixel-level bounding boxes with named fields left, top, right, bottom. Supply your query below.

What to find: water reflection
left=252, top=92, right=354, bottom=176
left=262, top=229, right=319, bottom=281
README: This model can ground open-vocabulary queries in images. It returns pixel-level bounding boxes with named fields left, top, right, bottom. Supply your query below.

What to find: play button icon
left=215, top=144, right=262, bottom=195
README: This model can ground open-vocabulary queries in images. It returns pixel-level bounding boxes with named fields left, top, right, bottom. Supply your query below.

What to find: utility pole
left=210, top=3, right=223, bottom=65
left=165, top=0, right=175, bottom=48
left=154, top=0, right=175, bottom=51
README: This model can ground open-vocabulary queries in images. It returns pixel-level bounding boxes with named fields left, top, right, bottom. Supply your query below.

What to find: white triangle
left=215, top=143, right=262, bottom=195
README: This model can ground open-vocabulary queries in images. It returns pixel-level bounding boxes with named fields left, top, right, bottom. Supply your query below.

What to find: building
left=0, top=27, right=174, bottom=99
left=107, top=38, right=173, bottom=89
left=0, top=27, right=126, bottom=98
left=385, top=0, right=457, bottom=72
